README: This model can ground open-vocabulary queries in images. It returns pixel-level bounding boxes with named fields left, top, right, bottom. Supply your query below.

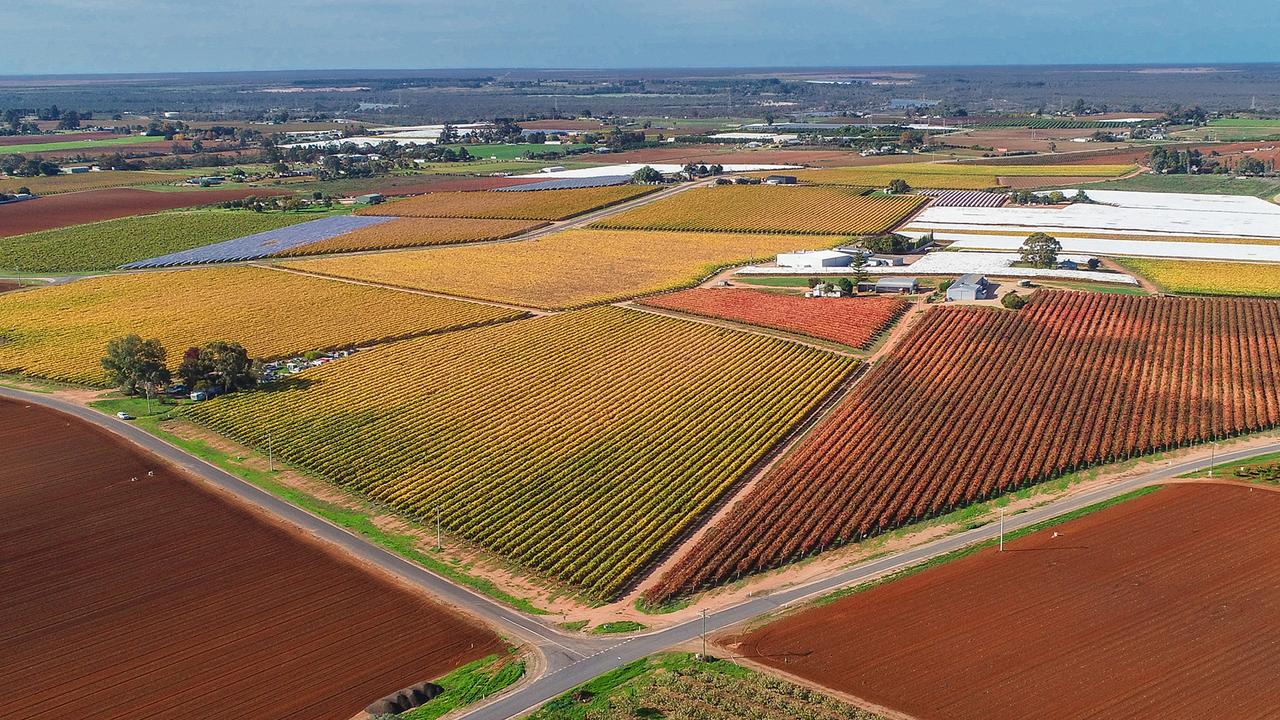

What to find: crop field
left=0, top=131, right=120, bottom=146
left=184, top=307, right=854, bottom=598
left=0, top=188, right=288, bottom=237
left=445, top=143, right=593, bottom=160
left=0, top=266, right=522, bottom=385
left=0, top=398, right=502, bottom=720
left=120, top=214, right=390, bottom=268
left=358, top=185, right=655, bottom=220
left=275, top=217, right=546, bottom=256
left=0, top=134, right=167, bottom=155
left=647, top=291, right=1280, bottom=602
left=733, top=483, right=1280, bottom=720
left=0, top=170, right=190, bottom=195
left=283, top=229, right=843, bottom=309
left=590, top=186, right=921, bottom=235
left=0, top=209, right=324, bottom=273
left=529, top=653, right=879, bottom=720
left=1116, top=258, right=1280, bottom=297
left=917, top=188, right=1007, bottom=207
left=639, top=289, right=908, bottom=349
left=787, top=163, right=1135, bottom=190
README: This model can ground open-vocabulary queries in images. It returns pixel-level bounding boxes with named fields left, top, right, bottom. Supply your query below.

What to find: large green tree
left=1019, top=232, right=1062, bottom=268
left=199, top=341, right=258, bottom=394
left=101, top=335, right=169, bottom=395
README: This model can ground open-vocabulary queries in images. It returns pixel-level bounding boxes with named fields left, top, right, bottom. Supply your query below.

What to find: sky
left=5, top=0, right=1280, bottom=75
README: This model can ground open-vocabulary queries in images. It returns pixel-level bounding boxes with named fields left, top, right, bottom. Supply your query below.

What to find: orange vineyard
left=639, top=288, right=908, bottom=349
left=647, top=291, right=1280, bottom=603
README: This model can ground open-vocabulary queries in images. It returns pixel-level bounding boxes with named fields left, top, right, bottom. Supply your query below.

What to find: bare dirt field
left=0, top=187, right=287, bottom=237
left=730, top=482, right=1280, bottom=720
left=371, top=175, right=545, bottom=194
left=0, top=398, right=503, bottom=720
left=0, top=131, right=122, bottom=147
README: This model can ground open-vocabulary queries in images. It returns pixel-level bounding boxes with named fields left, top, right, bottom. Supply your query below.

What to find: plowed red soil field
left=0, top=187, right=288, bottom=237
left=732, top=482, right=1280, bottom=720
left=0, top=131, right=120, bottom=146
left=593, top=147, right=882, bottom=167
left=0, top=399, right=502, bottom=720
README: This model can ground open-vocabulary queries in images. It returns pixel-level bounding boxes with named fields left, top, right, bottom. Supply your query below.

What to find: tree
left=199, top=341, right=258, bottom=394
left=806, top=276, right=822, bottom=289
left=887, top=178, right=911, bottom=194
left=1001, top=292, right=1027, bottom=310
left=631, top=165, right=663, bottom=184
left=1238, top=157, right=1266, bottom=176
left=1019, top=232, right=1061, bottom=268
left=849, top=252, right=869, bottom=291
left=101, top=335, right=169, bottom=395
left=1087, top=257, right=1102, bottom=270
left=1072, top=190, right=1092, bottom=204
left=837, top=277, right=854, bottom=295
left=177, top=346, right=210, bottom=388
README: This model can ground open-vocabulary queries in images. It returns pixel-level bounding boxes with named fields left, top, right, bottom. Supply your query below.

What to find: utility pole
left=700, top=608, right=708, bottom=659
left=268, top=430, right=273, bottom=472
left=1210, top=441, right=1217, bottom=478
left=145, top=385, right=151, bottom=416
left=436, top=505, right=442, bottom=551
left=999, top=506, right=1005, bottom=552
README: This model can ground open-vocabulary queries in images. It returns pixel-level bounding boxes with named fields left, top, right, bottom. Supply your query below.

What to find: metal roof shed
left=876, top=277, right=919, bottom=294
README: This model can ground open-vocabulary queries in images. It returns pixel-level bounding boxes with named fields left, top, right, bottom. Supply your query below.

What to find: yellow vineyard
left=275, top=217, right=546, bottom=256
left=1117, top=258, right=1280, bottom=298
left=590, top=185, right=923, bottom=235
left=282, top=228, right=844, bottom=309
left=184, top=306, right=855, bottom=598
left=356, top=185, right=656, bottom=220
left=0, top=266, right=523, bottom=385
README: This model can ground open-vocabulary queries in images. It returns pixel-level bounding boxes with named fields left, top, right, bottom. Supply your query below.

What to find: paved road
left=0, top=386, right=609, bottom=671
left=9, top=385, right=1277, bottom=719
left=461, top=438, right=1280, bottom=719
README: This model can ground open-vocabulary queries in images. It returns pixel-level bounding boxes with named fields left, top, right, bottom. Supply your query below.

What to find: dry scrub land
left=733, top=483, right=1280, bottom=720
left=0, top=399, right=501, bottom=720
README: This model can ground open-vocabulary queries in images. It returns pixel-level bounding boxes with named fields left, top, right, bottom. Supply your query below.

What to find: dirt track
left=732, top=482, right=1280, bottom=720
left=0, top=187, right=288, bottom=237
left=0, top=398, right=502, bottom=720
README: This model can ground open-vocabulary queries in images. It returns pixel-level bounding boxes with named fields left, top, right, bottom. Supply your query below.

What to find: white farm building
left=776, top=250, right=851, bottom=269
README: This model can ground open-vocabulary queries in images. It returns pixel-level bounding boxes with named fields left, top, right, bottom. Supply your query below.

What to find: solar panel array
left=120, top=215, right=395, bottom=269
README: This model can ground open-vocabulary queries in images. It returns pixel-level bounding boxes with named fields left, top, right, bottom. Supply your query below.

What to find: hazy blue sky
left=5, top=0, right=1278, bottom=74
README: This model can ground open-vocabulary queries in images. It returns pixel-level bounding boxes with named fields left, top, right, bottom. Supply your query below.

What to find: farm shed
left=876, top=277, right=919, bottom=294
left=777, top=250, right=852, bottom=269
left=947, top=274, right=991, bottom=301
left=764, top=175, right=797, bottom=185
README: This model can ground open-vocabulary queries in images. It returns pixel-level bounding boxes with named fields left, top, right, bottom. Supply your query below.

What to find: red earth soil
left=640, top=288, right=908, bottom=349
left=648, top=291, right=1280, bottom=603
left=0, top=398, right=503, bottom=720
left=16, top=140, right=175, bottom=159
left=731, top=482, right=1280, bottom=720
left=0, top=282, right=21, bottom=293
left=0, top=187, right=288, bottom=237
left=0, top=131, right=121, bottom=147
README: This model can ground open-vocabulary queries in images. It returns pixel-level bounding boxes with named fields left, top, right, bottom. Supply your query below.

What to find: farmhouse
left=807, top=283, right=847, bottom=298
left=947, top=274, right=991, bottom=301
left=777, top=250, right=851, bottom=269
left=876, top=277, right=919, bottom=294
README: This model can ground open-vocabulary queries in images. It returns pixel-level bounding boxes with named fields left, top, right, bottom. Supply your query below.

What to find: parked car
left=116, top=411, right=134, bottom=420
